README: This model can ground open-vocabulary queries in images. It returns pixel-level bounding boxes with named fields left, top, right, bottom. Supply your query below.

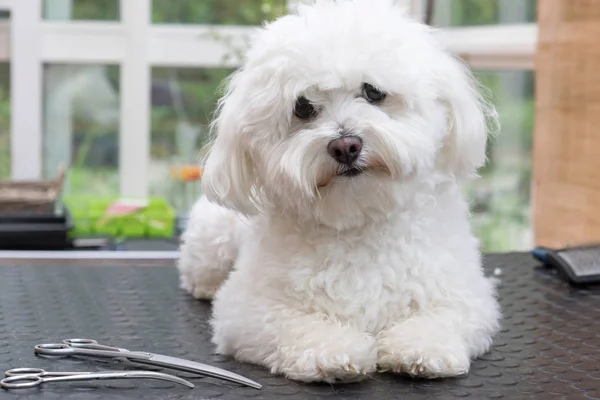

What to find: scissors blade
left=40, top=371, right=194, bottom=389
left=131, top=353, right=262, bottom=389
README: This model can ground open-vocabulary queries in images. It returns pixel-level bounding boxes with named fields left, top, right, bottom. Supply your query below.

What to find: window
left=466, top=70, right=534, bottom=252
left=43, top=64, right=120, bottom=196
left=150, top=67, right=234, bottom=212
left=426, top=0, right=536, bottom=252
left=4, top=0, right=538, bottom=249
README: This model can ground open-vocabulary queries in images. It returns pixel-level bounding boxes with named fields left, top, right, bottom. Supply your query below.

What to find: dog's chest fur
left=295, top=231, right=417, bottom=334
left=235, top=183, right=475, bottom=335
left=247, top=209, right=449, bottom=334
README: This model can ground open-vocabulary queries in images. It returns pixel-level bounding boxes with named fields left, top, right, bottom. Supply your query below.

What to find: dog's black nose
left=327, top=136, right=362, bottom=165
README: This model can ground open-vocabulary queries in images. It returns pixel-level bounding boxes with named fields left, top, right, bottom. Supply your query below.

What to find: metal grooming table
left=0, top=252, right=599, bottom=399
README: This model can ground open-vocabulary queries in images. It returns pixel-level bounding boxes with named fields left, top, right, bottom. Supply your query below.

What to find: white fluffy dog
left=178, top=0, right=501, bottom=383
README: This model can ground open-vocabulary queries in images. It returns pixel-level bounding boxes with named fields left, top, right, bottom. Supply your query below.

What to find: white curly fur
left=178, top=0, right=501, bottom=383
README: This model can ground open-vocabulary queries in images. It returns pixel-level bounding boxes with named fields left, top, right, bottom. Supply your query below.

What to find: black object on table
left=0, top=252, right=599, bottom=400
left=0, top=210, right=73, bottom=250
left=533, top=244, right=600, bottom=286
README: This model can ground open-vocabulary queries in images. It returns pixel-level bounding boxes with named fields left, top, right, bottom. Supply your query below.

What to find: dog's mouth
left=318, top=160, right=391, bottom=188
left=338, top=167, right=366, bottom=178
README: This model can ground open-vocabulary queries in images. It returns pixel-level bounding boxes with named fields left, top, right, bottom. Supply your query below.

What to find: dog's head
left=201, top=0, right=498, bottom=229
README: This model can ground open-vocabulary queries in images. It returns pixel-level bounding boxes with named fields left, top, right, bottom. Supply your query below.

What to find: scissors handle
left=34, top=343, right=146, bottom=360
left=5, top=368, right=45, bottom=377
left=1, top=371, right=195, bottom=390
left=1, top=375, right=44, bottom=389
left=63, top=338, right=125, bottom=352
left=5, top=368, right=91, bottom=377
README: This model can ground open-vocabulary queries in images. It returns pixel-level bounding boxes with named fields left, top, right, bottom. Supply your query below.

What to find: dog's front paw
left=179, top=273, right=221, bottom=300
left=377, top=326, right=470, bottom=379
left=277, top=334, right=378, bottom=383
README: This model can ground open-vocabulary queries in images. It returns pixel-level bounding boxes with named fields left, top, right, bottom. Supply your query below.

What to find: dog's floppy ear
left=438, top=56, right=499, bottom=180
left=200, top=74, right=262, bottom=216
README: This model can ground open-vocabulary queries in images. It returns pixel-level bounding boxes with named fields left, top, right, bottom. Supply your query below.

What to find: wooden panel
left=533, top=0, right=600, bottom=247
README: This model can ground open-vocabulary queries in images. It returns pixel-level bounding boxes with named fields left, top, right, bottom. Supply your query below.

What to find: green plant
left=442, top=0, right=536, bottom=26
left=151, top=0, right=286, bottom=25
left=0, top=65, right=10, bottom=180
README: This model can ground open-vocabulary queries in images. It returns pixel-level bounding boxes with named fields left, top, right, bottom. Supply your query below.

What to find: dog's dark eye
left=294, top=97, right=316, bottom=119
left=362, top=83, right=386, bottom=103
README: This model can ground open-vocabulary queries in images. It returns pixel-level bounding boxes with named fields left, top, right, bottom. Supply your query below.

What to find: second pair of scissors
left=1, top=368, right=194, bottom=389
left=34, top=338, right=261, bottom=390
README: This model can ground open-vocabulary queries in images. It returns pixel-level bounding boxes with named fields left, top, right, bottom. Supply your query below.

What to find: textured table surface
left=0, top=252, right=599, bottom=400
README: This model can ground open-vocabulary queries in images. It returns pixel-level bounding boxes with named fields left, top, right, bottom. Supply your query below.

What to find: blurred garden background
left=0, top=0, right=535, bottom=252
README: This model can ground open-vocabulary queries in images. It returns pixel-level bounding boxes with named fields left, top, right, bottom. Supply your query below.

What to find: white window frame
left=0, top=0, right=536, bottom=197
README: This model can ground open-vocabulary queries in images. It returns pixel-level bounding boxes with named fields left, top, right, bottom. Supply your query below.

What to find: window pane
left=43, top=0, right=119, bottom=21
left=0, top=63, right=9, bottom=180
left=150, top=67, right=234, bottom=212
left=152, top=0, right=286, bottom=25
left=430, top=0, right=536, bottom=27
left=466, top=70, right=534, bottom=253
left=43, top=64, right=120, bottom=197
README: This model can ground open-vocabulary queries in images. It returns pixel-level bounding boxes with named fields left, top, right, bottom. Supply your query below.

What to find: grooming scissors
left=34, top=338, right=262, bottom=389
left=1, top=367, right=194, bottom=389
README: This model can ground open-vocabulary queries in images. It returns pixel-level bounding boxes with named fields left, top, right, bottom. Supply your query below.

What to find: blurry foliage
left=0, top=63, right=10, bottom=180
left=466, top=70, right=535, bottom=251
left=44, top=0, right=286, bottom=24
left=71, top=0, right=119, bottom=20
left=432, top=0, right=536, bottom=26
left=152, top=0, right=287, bottom=25
left=69, top=167, right=119, bottom=197
left=36, top=64, right=120, bottom=198
left=151, top=67, right=234, bottom=159
left=43, top=0, right=119, bottom=20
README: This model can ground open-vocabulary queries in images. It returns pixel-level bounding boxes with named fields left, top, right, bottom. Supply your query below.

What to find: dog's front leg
left=177, top=196, right=240, bottom=300
left=376, top=303, right=499, bottom=379
left=271, top=313, right=378, bottom=383
left=211, top=299, right=378, bottom=383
